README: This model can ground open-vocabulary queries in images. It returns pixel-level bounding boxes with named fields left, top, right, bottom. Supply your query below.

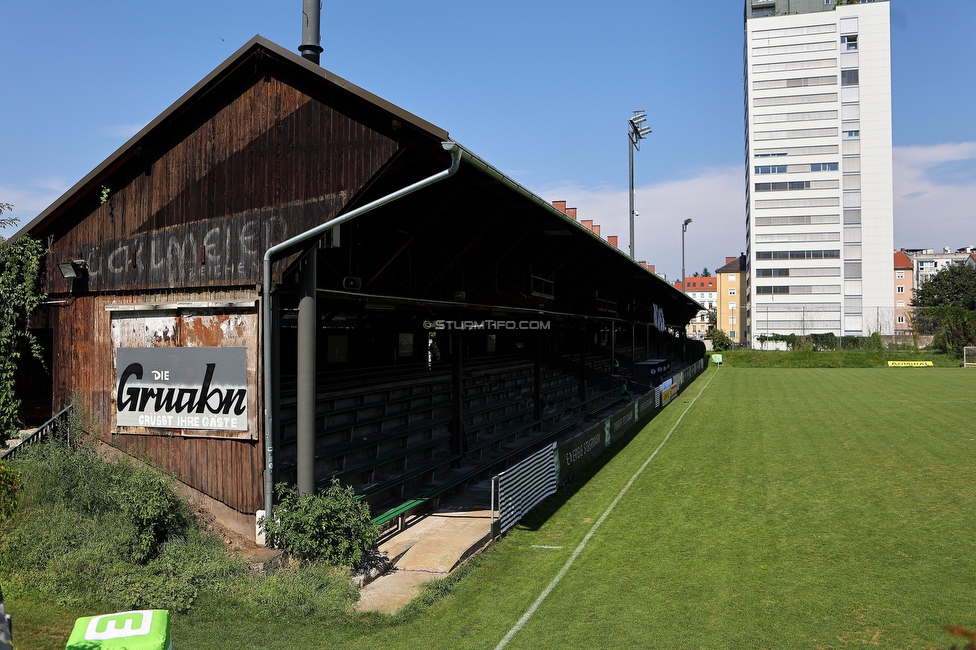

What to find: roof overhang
left=11, top=35, right=448, bottom=243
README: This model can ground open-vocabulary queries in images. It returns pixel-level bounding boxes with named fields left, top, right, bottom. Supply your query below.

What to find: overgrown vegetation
left=0, top=461, right=20, bottom=522
left=261, top=481, right=379, bottom=566
left=756, top=331, right=894, bottom=352
left=0, top=441, right=234, bottom=611
left=242, top=561, right=358, bottom=619
left=915, top=307, right=976, bottom=359
left=0, top=204, right=47, bottom=440
left=0, top=438, right=364, bottom=618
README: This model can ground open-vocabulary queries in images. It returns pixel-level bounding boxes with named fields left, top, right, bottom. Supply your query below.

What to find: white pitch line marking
left=530, top=545, right=563, bottom=549
left=493, top=366, right=720, bottom=650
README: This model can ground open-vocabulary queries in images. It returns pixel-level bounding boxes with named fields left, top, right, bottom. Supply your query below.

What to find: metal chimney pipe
left=299, top=0, right=323, bottom=64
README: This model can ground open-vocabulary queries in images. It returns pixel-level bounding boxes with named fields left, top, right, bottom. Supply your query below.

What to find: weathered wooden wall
left=47, top=288, right=264, bottom=513
left=39, top=70, right=402, bottom=515
left=110, top=309, right=259, bottom=439
left=45, top=77, right=397, bottom=294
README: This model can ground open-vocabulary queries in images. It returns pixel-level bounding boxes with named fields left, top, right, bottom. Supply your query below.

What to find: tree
left=0, top=203, right=47, bottom=439
left=709, top=329, right=733, bottom=351
left=911, top=263, right=976, bottom=357
left=913, top=263, right=976, bottom=310
left=0, top=203, right=15, bottom=238
left=701, top=267, right=711, bottom=277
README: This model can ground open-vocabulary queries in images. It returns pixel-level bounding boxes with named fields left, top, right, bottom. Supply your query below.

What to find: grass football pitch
left=15, top=365, right=976, bottom=648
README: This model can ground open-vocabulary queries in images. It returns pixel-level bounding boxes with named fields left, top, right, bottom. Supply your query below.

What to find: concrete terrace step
left=356, top=497, right=493, bottom=614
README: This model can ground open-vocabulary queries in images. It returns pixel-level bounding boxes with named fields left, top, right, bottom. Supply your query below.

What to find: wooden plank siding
left=38, top=70, right=403, bottom=515
left=47, top=289, right=264, bottom=513
left=44, top=78, right=397, bottom=296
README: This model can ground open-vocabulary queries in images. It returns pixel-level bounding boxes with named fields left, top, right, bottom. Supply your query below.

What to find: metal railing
left=491, top=442, right=558, bottom=539
left=1, top=404, right=73, bottom=460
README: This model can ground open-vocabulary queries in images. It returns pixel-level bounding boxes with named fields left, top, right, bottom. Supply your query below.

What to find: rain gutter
left=260, top=141, right=462, bottom=521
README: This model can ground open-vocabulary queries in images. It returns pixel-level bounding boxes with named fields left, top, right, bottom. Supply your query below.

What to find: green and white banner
left=67, top=610, right=171, bottom=650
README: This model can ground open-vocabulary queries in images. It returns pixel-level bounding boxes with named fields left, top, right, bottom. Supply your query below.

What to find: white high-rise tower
left=744, top=0, right=893, bottom=347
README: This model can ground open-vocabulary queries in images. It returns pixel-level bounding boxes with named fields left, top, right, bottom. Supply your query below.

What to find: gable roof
left=893, top=250, right=913, bottom=270
left=717, top=254, right=746, bottom=273
left=12, top=35, right=448, bottom=242
left=13, top=36, right=701, bottom=324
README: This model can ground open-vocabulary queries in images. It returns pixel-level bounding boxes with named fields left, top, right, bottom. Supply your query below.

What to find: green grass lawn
left=12, top=366, right=976, bottom=649
left=497, top=367, right=976, bottom=649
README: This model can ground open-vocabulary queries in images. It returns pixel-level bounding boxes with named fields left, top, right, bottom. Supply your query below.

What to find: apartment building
left=903, top=247, right=976, bottom=291
left=717, top=255, right=748, bottom=344
left=893, top=249, right=913, bottom=335
left=676, top=276, right=716, bottom=339
left=744, top=0, right=894, bottom=346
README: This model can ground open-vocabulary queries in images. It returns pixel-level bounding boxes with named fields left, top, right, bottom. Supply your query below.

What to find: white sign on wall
left=115, top=347, right=248, bottom=431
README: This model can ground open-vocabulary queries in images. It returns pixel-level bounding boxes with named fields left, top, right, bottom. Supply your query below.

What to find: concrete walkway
left=356, top=491, right=493, bottom=614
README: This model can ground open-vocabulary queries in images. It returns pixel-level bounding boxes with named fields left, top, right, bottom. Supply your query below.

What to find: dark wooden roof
left=12, top=35, right=448, bottom=242
left=717, top=255, right=746, bottom=274
left=16, top=35, right=699, bottom=324
left=277, top=142, right=703, bottom=325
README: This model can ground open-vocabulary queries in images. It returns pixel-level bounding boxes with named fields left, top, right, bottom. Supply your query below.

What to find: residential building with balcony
left=903, top=247, right=976, bottom=292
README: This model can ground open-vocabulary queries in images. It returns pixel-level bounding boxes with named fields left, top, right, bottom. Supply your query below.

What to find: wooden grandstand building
left=16, top=36, right=704, bottom=538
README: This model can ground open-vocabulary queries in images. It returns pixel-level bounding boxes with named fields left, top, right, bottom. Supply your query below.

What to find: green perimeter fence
left=490, top=356, right=707, bottom=539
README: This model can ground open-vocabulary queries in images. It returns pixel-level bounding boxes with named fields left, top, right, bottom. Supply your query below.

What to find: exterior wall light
left=57, top=260, right=89, bottom=280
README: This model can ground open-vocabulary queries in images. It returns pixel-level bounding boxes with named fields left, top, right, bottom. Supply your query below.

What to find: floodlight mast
left=681, top=218, right=692, bottom=292
left=628, top=110, right=651, bottom=260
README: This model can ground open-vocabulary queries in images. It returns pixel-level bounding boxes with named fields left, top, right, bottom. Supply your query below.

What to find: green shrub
left=110, top=465, right=190, bottom=563
left=0, top=461, right=19, bottom=521
left=870, top=331, right=884, bottom=352
left=0, top=441, right=238, bottom=611
left=810, top=332, right=837, bottom=351
left=12, top=441, right=189, bottom=563
left=262, top=481, right=379, bottom=566
left=917, top=306, right=976, bottom=358
left=0, top=226, right=47, bottom=441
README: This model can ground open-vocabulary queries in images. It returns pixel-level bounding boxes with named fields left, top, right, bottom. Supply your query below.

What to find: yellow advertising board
left=887, top=361, right=934, bottom=367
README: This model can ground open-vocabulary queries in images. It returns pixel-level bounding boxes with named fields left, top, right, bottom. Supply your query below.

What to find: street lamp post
left=681, top=218, right=692, bottom=291
left=628, top=111, right=652, bottom=260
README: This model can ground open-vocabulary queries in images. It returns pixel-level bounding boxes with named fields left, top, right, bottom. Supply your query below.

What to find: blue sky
left=1, top=0, right=974, bottom=279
